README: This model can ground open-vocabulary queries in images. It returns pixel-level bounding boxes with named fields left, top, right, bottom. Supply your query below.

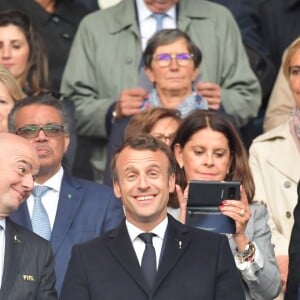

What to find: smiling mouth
left=136, top=195, right=155, bottom=201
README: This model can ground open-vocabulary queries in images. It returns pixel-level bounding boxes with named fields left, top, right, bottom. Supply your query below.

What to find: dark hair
left=111, top=133, right=177, bottom=183
left=8, top=93, right=71, bottom=133
left=0, top=10, right=48, bottom=94
left=143, top=29, right=202, bottom=69
left=125, top=107, right=181, bottom=140
left=171, top=110, right=255, bottom=203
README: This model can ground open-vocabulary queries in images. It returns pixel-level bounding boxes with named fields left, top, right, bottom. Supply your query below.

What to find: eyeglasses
left=153, top=53, right=194, bottom=67
left=16, top=124, right=65, bottom=138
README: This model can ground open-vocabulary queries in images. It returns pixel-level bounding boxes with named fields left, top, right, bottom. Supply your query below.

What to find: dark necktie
left=139, top=233, right=157, bottom=288
left=31, top=186, right=51, bottom=240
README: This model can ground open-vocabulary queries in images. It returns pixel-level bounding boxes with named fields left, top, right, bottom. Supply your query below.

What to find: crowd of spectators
left=0, top=1, right=300, bottom=300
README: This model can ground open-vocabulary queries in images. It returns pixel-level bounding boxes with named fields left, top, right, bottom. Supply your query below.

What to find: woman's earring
left=226, top=169, right=230, bottom=174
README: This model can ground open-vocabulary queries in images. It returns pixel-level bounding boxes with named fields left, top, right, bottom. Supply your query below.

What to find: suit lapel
left=154, top=216, right=191, bottom=291
left=107, top=222, right=150, bottom=294
left=0, top=218, right=24, bottom=299
left=51, top=174, right=83, bottom=254
left=107, top=217, right=191, bottom=296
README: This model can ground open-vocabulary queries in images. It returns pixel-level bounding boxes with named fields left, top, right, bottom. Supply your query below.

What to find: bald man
left=0, top=133, right=57, bottom=300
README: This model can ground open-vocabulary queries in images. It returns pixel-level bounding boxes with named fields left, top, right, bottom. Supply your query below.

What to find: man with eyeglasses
left=61, top=0, right=261, bottom=183
left=6, top=94, right=124, bottom=296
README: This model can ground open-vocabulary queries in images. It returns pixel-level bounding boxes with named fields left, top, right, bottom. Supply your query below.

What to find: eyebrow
left=18, top=159, right=33, bottom=170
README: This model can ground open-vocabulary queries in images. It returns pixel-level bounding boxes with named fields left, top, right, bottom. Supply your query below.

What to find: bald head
left=0, top=133, right=39, bottom=166
left=0, top=133, right=40, bottom=217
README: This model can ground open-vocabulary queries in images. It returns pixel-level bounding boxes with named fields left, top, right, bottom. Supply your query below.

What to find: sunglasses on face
left=16, top=124, right=65, bottom=138
left=153, top=53, right=194, bottom=67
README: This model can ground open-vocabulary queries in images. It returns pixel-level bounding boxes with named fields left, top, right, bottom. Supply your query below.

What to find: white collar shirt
left=136, top=0, right=176, bottom=50
left=126, top=217, right=168, bottom=269
left=27, top=167, right=64, bottom=230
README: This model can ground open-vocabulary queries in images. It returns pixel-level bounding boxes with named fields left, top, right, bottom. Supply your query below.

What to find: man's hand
left=115, top=88, right=148, bottom=118
left=196, top=81, right=221, bottom=110
left=276, top=255, right=288, bottom=293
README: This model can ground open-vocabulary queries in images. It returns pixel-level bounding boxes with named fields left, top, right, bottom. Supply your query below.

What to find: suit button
left=286, top=211, right=291, bottom=218
left=284, top=181, right=291, bottom=188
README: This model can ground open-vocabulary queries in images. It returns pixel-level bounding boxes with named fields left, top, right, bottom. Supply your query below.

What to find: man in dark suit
left=60, top=134, right=245, bottom=300
left=285, top=181, right=300, bottom=300
left=7, top=94, right=124, bottom=295
left=0, top=133, right=57, bottom=300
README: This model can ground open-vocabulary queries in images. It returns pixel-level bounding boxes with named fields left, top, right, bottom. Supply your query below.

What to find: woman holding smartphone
left=171, top=109, right=281, bottom=300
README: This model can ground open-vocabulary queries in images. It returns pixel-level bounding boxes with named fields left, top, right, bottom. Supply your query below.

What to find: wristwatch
left=235, top=241, right=256, bottom=264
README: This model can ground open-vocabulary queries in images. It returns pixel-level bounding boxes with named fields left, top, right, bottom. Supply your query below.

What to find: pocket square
left=23, top=275, right=35, bottom=282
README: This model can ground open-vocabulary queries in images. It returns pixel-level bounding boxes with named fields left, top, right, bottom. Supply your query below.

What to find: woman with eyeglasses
left=104, top=29, right=208, bottom=185
left=0, top=64, right=24, bottom=132
left=114, top=28, right=208, bottom=120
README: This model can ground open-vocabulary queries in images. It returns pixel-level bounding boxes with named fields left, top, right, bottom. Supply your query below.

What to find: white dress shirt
left=27, top=167, right=64, bottom=230
left=0, top=218, right=6, bottom=289
left=136, top=0, right=176, bottom=50
left=126, top=217, right=168, bottom=269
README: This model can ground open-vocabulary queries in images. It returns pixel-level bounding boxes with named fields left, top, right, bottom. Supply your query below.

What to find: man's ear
left=113, top=180, right=122, bottom=199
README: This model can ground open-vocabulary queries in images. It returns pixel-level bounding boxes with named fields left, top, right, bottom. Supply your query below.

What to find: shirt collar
left=126, top=216, right=168, bottom=242
left=35, top=167, right=64, bottom=192
left=0, top=218, right=6, bottom=231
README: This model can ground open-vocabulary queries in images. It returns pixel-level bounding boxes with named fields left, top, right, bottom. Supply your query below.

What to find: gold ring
left=238, top=209, right=246, bottom=217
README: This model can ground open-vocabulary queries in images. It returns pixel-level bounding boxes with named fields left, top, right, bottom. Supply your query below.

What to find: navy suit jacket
left=60, top=215, right=245, bottom=300
left=0, top=218, right=57, bottom=300
left=10, top=173, right=124, bottom=295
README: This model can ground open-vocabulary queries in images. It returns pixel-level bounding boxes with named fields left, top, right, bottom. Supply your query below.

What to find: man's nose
left=137, top=175, right=150, bottom=189
left=22, top=174, right=34, bottom=191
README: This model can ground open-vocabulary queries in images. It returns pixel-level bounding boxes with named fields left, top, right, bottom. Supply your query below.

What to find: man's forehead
left=117, top=148, right=168, bottom=168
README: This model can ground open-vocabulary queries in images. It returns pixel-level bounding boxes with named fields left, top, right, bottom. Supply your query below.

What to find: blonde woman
left=249, top=37, right=300, bottom=299
left=0, top=64, right=24, bottom=132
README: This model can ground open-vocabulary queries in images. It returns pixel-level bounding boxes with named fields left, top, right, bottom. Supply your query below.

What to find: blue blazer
left=60, top=215, right=245, bottom=300
left=10, top=173, right=124, bottom=295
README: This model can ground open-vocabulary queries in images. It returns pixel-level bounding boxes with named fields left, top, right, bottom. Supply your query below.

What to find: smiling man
left=0, top=133, right=57, bottom=300
left=7, top=94, right=124, bottom=296
left=60, top=134, right=245, bottom=300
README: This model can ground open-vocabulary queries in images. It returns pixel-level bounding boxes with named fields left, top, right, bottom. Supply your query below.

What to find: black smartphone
left=187, top=180, right=240, bottom=207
